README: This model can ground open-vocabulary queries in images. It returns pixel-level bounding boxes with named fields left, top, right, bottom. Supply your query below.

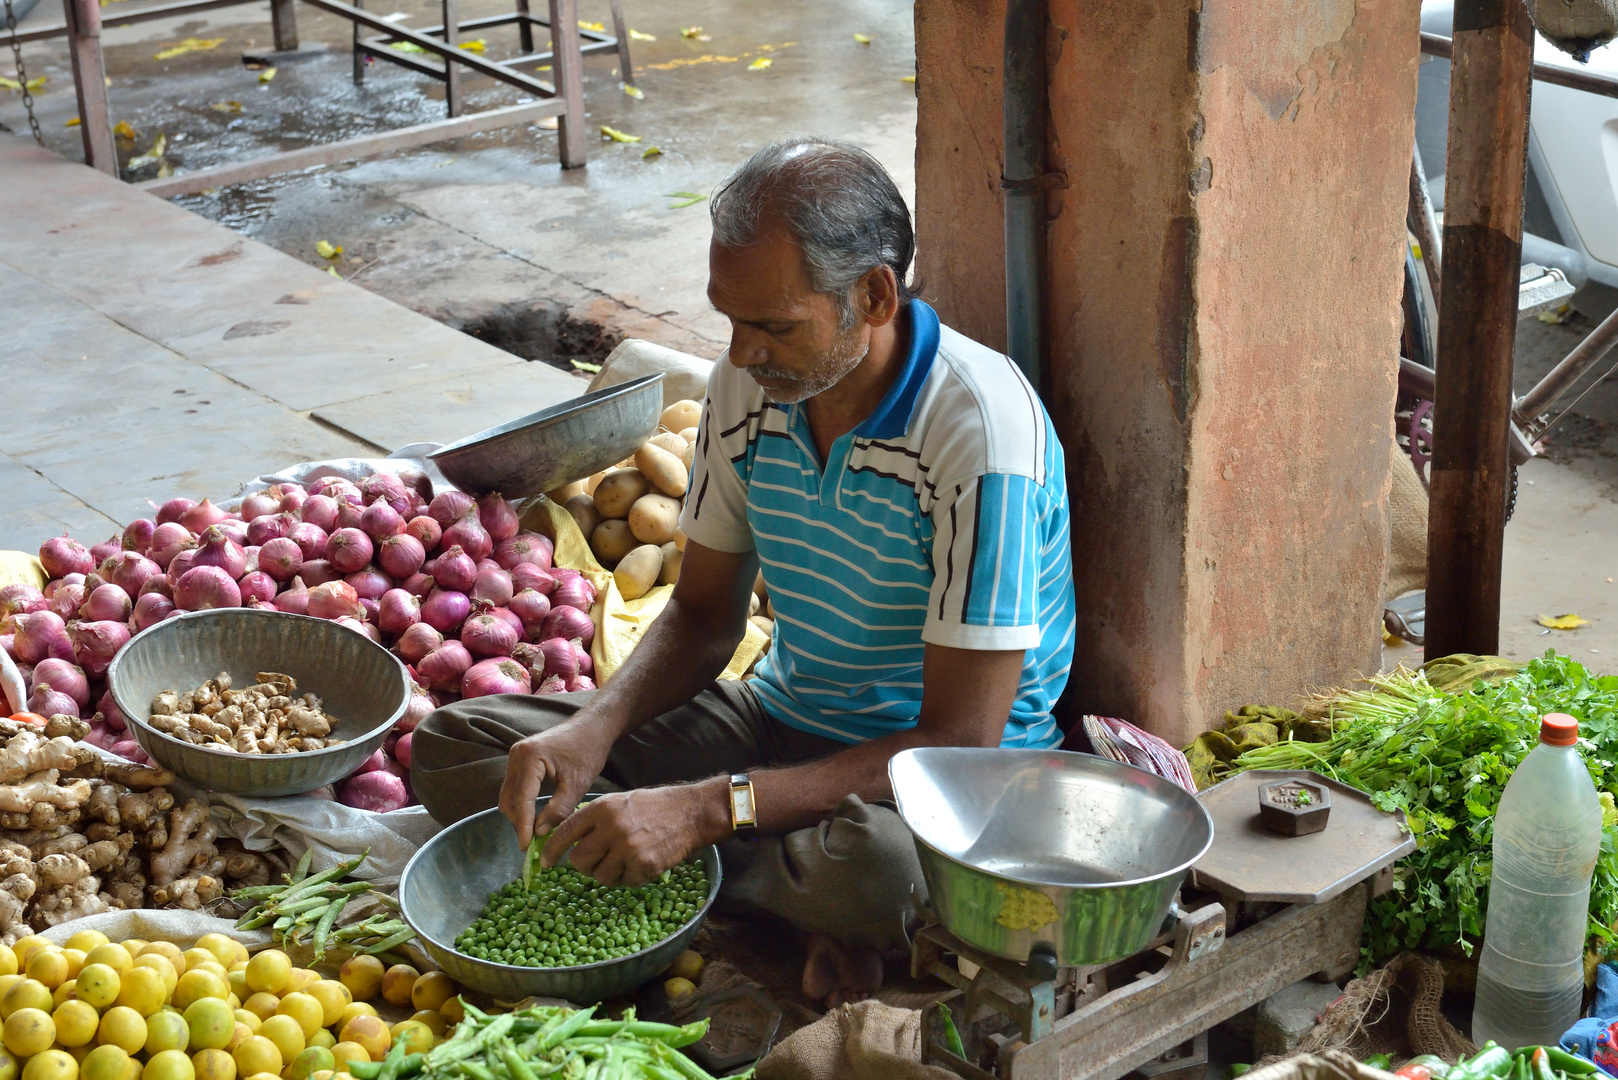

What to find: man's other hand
left=498, top=718, right=614, bottom=848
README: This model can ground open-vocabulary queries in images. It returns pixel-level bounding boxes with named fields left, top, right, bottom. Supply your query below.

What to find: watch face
left=732, top=785, right=755, bottom=825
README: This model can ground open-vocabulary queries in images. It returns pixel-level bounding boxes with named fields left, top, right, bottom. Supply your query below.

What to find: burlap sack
left=754, top=1001, right=958, bottom=1080
left=1386, top=440, right=1428, bottom=603
left=1283, top=953, right=1473, bottom=1067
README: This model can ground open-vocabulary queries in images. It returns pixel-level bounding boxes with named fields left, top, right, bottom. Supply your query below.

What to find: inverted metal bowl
left=428, top=374, right=665, bottom=498
left=890, top=747, right=1214, bottom=966
left=398, top=798, right=721, bottom=1003
left=107, top=608, right=411, bottom=797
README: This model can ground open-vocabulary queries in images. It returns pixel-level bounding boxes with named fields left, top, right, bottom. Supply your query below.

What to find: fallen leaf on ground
left=126, top=132, right=167, bottom=169
left=645, top=54, right=735, bottom=70
left=901, top=74, right=915, bottom=83
left=599, top=125, right=640, bottom=142
left=534, top=63, right=551, bottom=70
left=315, top=240, right=343, bottom=260
left=1538, top=613, right=1592, bottom=629
left=853, top=33, right=871, bottom=44
left=629, top=28, right=655, bottom=40
left=621, top=83, right=643, bottom=98
left=665, top=191, right=705, bottom=208
left=389, top=41, right=428, bottom=52
left=747, top=56, right=772, bottom=70
left=154, top=36, right=223, bottom=60
left=571, top=359, right=602, bottom=373
left=210, top=100, right=242, bottom=112
left=0, top=75, right=45, bottom=91
left=641, top=145, right=662, bottom=158
left=680, top=25, right=704, bottom=37
left=578, top=19, right=604, bottom=31
left=458, top=38, right=486, bottom=52
left=327, top=266, right=341, bottom=278
left=113, top=120, right=137, bottom=140
left=258, top=66, right=277, bottom=82
left=65, top=117, right=80, bottom=127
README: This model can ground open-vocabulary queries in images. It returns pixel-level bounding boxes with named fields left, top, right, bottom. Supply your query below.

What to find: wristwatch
left=729, top=773, right=758, bottom=837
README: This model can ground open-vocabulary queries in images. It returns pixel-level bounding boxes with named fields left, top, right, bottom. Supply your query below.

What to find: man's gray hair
left=710, top=136, right=920, bottom=329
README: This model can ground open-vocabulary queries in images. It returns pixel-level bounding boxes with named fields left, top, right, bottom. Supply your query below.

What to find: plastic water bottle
left=1472, top=713, right=1603, bottom=1049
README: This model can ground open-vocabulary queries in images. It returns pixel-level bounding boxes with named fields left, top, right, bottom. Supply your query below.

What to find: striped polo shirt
left=679, top=300, right=1075, bottom=748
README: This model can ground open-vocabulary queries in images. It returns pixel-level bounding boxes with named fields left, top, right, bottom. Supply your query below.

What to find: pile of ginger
left=148, top=672, right=343, bottom=754
left=0, top=715, right=276, bottom=943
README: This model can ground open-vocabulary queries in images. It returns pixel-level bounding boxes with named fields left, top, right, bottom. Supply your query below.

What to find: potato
left=614, top=544, right=664, bottom=601
left=547, top=479, right=587, bottom=503
left=749, top=592, right=760, bottom=616
left=564, top=493, right=599, bottom=540
left=753, top=571, right=768, bottom=601
left=583, top=469, right=611, bottom=497
left=677, top=427, right=698, bottom=445
left=648, top=432, right=687, bottom=458
left=628, top=493, right=682, bottom=546
left=635, top=443, right=688, bottom=499
left=672, top=527, right=687, bottom=553
left=749, top=615, right=774, bottom=637
left=591, top=519, right=637, bottom=565
left=616, top=455, right=637, bottom=469
left=764, top=597, right=774, bottom=619
left=660, top=399, right=702, bottom=433
left=594, top=469, right=650, bottom=519
left=680, top=441, right=696, bottom=472
left=658, top=542, right=682, bottom=585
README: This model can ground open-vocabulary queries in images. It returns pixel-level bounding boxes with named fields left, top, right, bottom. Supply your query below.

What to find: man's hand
left=540, top=779, right=730, bottom=887
left=498, top=718, right=616, bottom=849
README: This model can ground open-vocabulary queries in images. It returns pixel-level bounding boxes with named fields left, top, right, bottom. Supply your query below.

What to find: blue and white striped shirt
left=679, top=300, right=1075, bottom=748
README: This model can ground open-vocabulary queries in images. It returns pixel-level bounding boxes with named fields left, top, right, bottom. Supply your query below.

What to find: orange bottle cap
left=1541, top=713, right=1579, bottom=746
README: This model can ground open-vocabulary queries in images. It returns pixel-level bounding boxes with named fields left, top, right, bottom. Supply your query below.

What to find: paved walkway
left=0, top=134, right=581, bottom=551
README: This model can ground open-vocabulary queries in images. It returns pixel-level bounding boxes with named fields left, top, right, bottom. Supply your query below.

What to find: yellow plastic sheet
left=0, top=552, right=46, bottom=591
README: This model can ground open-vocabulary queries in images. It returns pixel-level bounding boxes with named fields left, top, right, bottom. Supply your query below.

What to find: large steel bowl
left=107, top=609, right=411, bottom=797
left=890, top=747, right=1214, bottom=966
left=428, top=374, right=664, bottom=498
left=398, top=798, right=722, bottom=1003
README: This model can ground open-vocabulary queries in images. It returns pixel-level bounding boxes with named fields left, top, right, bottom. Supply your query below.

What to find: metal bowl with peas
left=398, top=798, right=722, bottom=1002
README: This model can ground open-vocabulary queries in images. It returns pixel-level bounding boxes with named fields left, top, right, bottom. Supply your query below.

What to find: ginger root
left=221, top=850, right=274, bottom=887
left=0, top=772, right=91, bottom=815
left=149, top=800, right=217, bottom=888
left=151, top=673, right=342, bottom=755
left=0, top=734, right=91, bottom=785
left=151, top=875, right=222, bottom=909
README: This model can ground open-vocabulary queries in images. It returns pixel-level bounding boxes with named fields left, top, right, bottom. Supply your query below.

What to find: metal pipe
left=1514, top=303, right=1618, bottom=425
left=1408, top=143, right=1441, bottom=305
left=1002, top=0, right=1046, bottom=392
left=1421, top=31, right=1618, bottom=99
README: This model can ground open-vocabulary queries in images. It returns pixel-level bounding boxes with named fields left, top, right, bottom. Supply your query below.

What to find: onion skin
left=67, top=620, right=128, bottom=677
left=179, top=497, right=228, bottom=533
left=573, top=640, right=592, bottom=677
left=167, top=549, right=198, bottom=581
left=462, top=657, right=530, bottom=699
left=361, top=502, right=405, bottom=543
left=298, top=559, right=340, bottom=587
left=442, top=510, right=493, bottom=562
left=0, top=584, right=46, bottom=620
left=418, top=640, right=473, bottom=691
left=568, top=675, right=596, bottom=692
left=335, top=500, right=365, bottom=531
left=101, top=551, right=162, bottom=597
left=238, top=571, right=278, bottom=605
left=88, top=536, right=123, bottom=568
left=361, top=473, right=412, bottom=516
left=31, top=657, right=89, bottom=707
left=534, top=674, right=568, bottom=694
left=214, top=518, right=250, bottom=547
left=147, top=522, right=196, bottom=569
left=460, top=614, right=517, bottom=659
left=300, top=494, right=339, bottom=532
left=403, top=516, right=442, bottom=551
left=477, top=494, right=519, bottom=543
left=48, top=584, right=86, bottom=622
left=308, top=581, right=363, bottom=621
left=470, top=567, right=514, bottom=608
left=81, top=583, right=132, bottom=623
left=258, top=537, right=304, bottom=583
left=337, top=770, right=409, bottom=812
left=287, top=522, right=329, bottom=561
left=193, top=526, right=248, bottom=580
left=394, top=622, right=443, bottom=664
left=155, top=497, right=196, bottom=526
left=431, top=546, right=477, bottom=593
left=138, top=576, right=174, bottom=600
left=400, top=572, right=434, bottom=598
left=11, top=611, right=74, bottom=665
left=39, top=535, right=93, bottom=579
left=420, top=588, right=471, bottom=633
left=509, top=589, right=552, bottom=637
left=509, top=642, right=545, bottom=680
left=175, top=565, right=242, bottom=611
left=122, top=518, right=157, bottom=554
left=429, top=491, right=477, bottom=527
left=272, top=577, right=310, bottom=615
left=378, top=589, right=422, bottom=636
left=379, top=534, right=427, bottom=580
left=540, top=605, right=595, bottom=648
left=132, top=591, right=176, bottom=630
left=95, top=687, right=129, bottom=732
left=395, top=731, right=414, bottom=769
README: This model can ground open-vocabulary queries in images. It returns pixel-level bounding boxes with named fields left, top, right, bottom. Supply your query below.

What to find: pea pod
left=540, top=1008, right=598, bottom=1051
left=940, top=1005, right=966, bottom=1060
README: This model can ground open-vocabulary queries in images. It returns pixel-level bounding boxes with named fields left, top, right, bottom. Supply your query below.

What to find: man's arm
left=543, top=642, right=1025, bottom=885
left=497, top=539, right=757, bottom=847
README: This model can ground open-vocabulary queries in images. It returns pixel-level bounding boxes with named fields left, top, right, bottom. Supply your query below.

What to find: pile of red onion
left=2, top=473, right=601, bottom=812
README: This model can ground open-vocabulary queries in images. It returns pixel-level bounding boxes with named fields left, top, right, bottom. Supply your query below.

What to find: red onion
left=477, top=494, right=519, bottom=543
left=397, top=688, right=434, bottom=732
left=379, top=534, right=426, bottom=579
left=308, top=581, right=363, bottom=621
left=68, top=621, right=128, bottom=677
left=395, top=731, right=414, bottom=769
left=460, top=614, right=517, bottom=658
left=398, top=470, right=433, bottom=500
left=509, top=642, right=545, bottom=679
left=442, top=510, right=493, bottom=562
left=288, top=522, right=329, bottom=561
left=132, top=591, right=176, bottom=630
left=346, top=568, right=391, bottom=600
left=395, top=622, right=443, bottom=664
left=83, top=722, right=118, bottom=752
left=167, top=549, right=198, bottom=581
left=335, top=616, right=381, bottom=643
left=361, top=502, right=405, bottom=543
left=335, top=501, right=365, bottom=531
left=495, top=533, right=554, bottom=572
left=541, top=605, right=595, bottom=647
left=175, top=565, right=241, bottom=611
left=0, top=584, right=45, bottom=620
left=240, top=490, right=281, bottom=521
left=358, top=597, right=380, bottom=624
left=32, top=657, right=89, bottom=707
left=307, top=475, right=344, bottom=497
left=215, top=518, right=250, bottom=547
left=534, top=674, right=567, bottom=694
left=471, top=567, right=514, bottom=608
left=378, top=589, right=422, bottom=636
left=401, top=572, right=434, bottom=598
left=273, top=576, right=310, bottom=615
left=88, top=536, right=123, bottom=568
left=351, top=748, right=387, bottom=775
left=476, top=558, right=503, bottom=576
left=301, top=494, right=339, bottom=532
left=39, top=534, right=93, bottom=579
left=551, top=574, right=595, bottom=613
left=81, top=583, right=131, bottom=623
left=418, top=641, right=473, bottom=691
left=569, top=675, right=596, bottom=692
left=538, top=637, right=579, bottom=683
left=179, top=498, right=228, bottom=533
left=247, top=512, right=293, bottom=547
left=193, top=526, right=248, bottom=580
left=258, top=537, right=304, bottom=582
left=482, top=605, right=524, bottom=642
left=574, top=640, right=593, bottom=677
left=361, top=473, right=412, bottom=515
left=101, top=551, right=161, bottom=597
left=139, top=576, right=174, bottom=600
left=327, top=528, right=374, bottom=574
left=238, top=571, right=277, bottom=605
left=429, top=491, right=476, bottom=527
left=108, top=738, right=150, bottom=763
left=274, top=484, right=307, bottom=514
left=122, top=518, right=157, bottom=554
left=420, top=588, right=471, bottom=633
left=508, top=589, right=552, bottom=637
left=432, top=546, right=477, bottom=593
left=95, top=687, right=128, bottom=732
left=462, top=657, right=530, bottom=699
left=48, top=584, right=86, bottom=621
left=154, top=498, right=195, bottom=527
left=299, top=559, right=340, bottom=586
left=147, top=522, right=196, bottom=569
left=12, top=611, right=73, bottom=665
left=404, top=516, right=442, bottom=551
left=30, top=683, right=79, bottom=720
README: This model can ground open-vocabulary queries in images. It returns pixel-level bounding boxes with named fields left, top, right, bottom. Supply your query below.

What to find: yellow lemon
left=60, top=954, right=84, bottom=983
left=0, top=1047, right=17, bottom=1080
left=271, top=998, right=319, bottom=1042
left=175, top=953, right=206, bottom=977
left=130, top=958, right=175, bottom=1000
left=304, top=986, right=348, bottom=1033
left=12, top=940, right=51, bottom=970
left=25, top=954, right=67, bottom=994
left=52, top=1002, right=99, bottom=1048
left=115, top=944, right=145, bottom=962
left=406, top=1013, right=446, bottom=1038
left=22, top=1049, right=76, bottom=1080
left=3, top=982, right=54, bottom=1021
left=97, top=1008, right=146, bottom=1056
left=0, top=981, right=19, bottom=1010
left=136, top=945, right=184, bottom=975
left=113, top=969, right=164, bottom=1019
left=0, top=948, right=17, bottom=980
left=243, top=994, right=280, bottom=1023
left=437, top=998, right=464, bottom=1026
left=79, top=1045, right=127, bottom=1080
left=332, top=961, right=378, bottom=1009
left=74, top=967, right=118, bottom=1012
left=255, top=1018, right=301, bottom=1067
left=331, top=1006, right=373, bottom=1036
left=325, top=1045, right=365, bottom=1076
left=142, top=1011, right=188, bottom=1057
left=333, top=1018, right=384, bottom=1065
left=223, top=1025, right=253, bottom=1055
left=183, top=1000, right=234, bottom=1053
left=143, top=1050, right=192, bottom=1080
left=82, top=949, right=130, bottom=979
left=406, top=974, right=454, bottom=1015
left=232, top=1013, right=259, bottom=1034
left=52, top=983, right=76, bottom=1010
left=242, top=957, right=288, bottom=1000
left=4, top=1007, right=54, bottom=1057
left=190, top=940, right=230, bottom=971
left=173, top=973, right=227, bottom=1013
left=286, top=1048, right=331, bottom=1080
left=242, top=1073, right=279, bottom=1080
left=305, top=1033, right=331, bottom=1052
left=281, top=973, right=317, bottom=997
left=231, top=1037, right=280, bottom=1080
left=386, top=1022, right=430, bottom=1057
left=191, top=1049, right=233, bottom=1080
left=127, top=1057, right=143, bottom=1080
left=63, top=935, right=106, bottom=958
left=377, top=969, right=415, bottom=1011
left=224, top=973, right=247, bottom=1003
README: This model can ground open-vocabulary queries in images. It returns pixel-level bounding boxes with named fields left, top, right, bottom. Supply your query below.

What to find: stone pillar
left=915, top=0, right=1417, bottom=745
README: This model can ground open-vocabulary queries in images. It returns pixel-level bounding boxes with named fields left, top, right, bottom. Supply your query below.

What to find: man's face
left=707, top=224, right=868, bottom=405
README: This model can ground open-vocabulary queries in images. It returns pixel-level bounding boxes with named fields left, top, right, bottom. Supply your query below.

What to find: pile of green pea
left=455, top=860, right=709, bottom=968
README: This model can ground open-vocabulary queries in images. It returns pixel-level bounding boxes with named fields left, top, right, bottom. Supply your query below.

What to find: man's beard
left=749, top=326, right=870, bottom=404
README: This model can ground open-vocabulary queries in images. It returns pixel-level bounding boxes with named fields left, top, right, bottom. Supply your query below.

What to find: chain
left=3, top=0, right=43, bottom=147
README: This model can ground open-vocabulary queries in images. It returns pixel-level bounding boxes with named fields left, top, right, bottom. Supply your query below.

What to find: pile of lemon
left=0, top=932, right=462, bottom=1080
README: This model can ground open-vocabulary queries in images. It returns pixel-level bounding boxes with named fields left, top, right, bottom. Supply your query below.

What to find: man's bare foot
left=801, top=932, right=885, bottom=1009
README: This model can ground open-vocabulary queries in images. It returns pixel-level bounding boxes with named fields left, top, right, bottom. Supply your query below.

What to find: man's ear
left=856, top=264, right=901, bottom=328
